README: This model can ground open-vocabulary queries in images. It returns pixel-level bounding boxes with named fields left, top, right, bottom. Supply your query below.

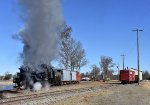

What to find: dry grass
left=140, top=82, right=150, bottom=89
left=52, top=88, right=113, bottom=105
left=0, top=80, right=13, bottom=85
left=53, top=83, right=150, bottom=105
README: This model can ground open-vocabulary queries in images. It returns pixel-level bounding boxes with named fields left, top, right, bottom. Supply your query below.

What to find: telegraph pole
left=121, top=54, right=125, bottom=70
left=117, top=64, right=120, bottom=80
left=132, top=29, right=143, bottom=85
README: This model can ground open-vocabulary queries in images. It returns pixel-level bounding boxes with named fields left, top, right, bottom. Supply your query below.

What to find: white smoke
left=43, top=82, right=50, bottom=91
left=33, top=82, right=42, bottom=91
left=18, top=0, right=64, bottom=65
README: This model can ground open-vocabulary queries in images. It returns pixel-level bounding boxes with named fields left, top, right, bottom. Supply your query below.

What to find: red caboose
left=119, top=70, right=135, bottom=84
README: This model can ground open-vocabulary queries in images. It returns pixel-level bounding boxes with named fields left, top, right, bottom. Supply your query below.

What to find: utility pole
left=121, top=54, right=125, bottom=70
left=117, top=64, right=120, bottom=80
left=132, top=29, right=143, bottom=85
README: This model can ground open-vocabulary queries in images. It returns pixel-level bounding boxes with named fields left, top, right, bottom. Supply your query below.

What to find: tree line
left=0, top=72, right=12, bottom=80
left=81, top=56, right=115, bottom=81
left=142, top=70, right=150, bottom=80
left=81, top=55, right=150, bottom=81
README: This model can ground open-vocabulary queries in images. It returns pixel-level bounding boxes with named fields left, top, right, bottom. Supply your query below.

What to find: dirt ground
left=52, top=82, right=150, bottom=105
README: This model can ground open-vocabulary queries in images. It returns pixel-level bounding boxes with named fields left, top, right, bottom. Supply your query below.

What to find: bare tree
left=85, top=72, right=90, bottom=77
left=143, top=70, right=150, bottom=80
left=107, top=70, right=114, bottom=79
left=70, top=41, right=87, bottom=71
left=58, top=24, right=72, bottom=69
left=80, top=73, right=85, bottom=78
left=100, top=56, right=115, bottom=82
left=90, top=65, right=100, bottom=81
left=59, top=25, right=87, bottom=71
left=3, top=72, right=12, bottom=80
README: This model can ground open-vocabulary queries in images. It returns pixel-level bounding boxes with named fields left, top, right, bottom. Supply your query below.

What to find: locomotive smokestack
left=18, top=0, right=64, bottom=65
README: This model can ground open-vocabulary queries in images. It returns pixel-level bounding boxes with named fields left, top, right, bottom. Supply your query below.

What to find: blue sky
left=0, top=0, right=150, bottom=75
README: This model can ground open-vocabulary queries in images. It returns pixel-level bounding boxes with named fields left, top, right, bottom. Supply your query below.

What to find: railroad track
left=0, top=87, right=96, bottom=105
left=0, top=84, right=116, bottom=105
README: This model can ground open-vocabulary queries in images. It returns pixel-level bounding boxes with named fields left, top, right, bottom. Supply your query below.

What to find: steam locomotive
left=13, top=64, right=80, bottom=89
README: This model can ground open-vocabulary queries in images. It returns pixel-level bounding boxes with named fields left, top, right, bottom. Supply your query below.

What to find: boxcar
left=61, top=69, right=71, bottom=82
left=61, top=70, right=80, bottom=84
left=71, top=71, right=76, bottom=81
left=70, top=71, right=80, bottom=83
left=119, top=70, right=135, bottom=84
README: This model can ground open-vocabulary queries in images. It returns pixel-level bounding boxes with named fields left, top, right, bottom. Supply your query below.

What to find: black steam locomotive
left=13, top=64, right=62, bottom=89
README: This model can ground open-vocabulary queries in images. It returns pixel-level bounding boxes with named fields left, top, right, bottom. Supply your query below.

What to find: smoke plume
left=33, top=82, right=42, bottom=91
left=18, top=0, right=64, bottom=65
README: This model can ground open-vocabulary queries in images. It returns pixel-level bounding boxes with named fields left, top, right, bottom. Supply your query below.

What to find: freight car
left=60, top=69, right=80, bottom=85
left=119, top=69, right=142, bottom=84
left=13, top=64, right=80, bottom=89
